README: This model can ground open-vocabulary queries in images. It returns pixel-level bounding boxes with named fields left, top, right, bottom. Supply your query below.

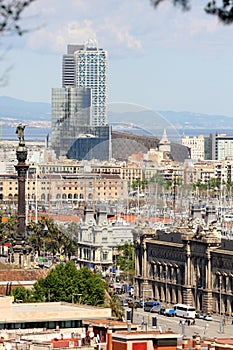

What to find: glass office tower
left=51, top=87, right=91, bottom=158
left=62, top=40, right=108, bottom=127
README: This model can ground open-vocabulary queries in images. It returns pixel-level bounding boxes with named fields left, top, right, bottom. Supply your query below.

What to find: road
left=129, top=309, right=233, bottom=339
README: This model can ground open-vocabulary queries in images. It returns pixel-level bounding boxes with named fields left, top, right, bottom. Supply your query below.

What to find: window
left=102, top=251, right=108, bottom=261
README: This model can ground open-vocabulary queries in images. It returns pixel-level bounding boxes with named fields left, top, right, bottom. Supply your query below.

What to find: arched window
left=62, top=193, right=67, bottom=199
left=68, top=193, right=72, bottom=199
left=88, top=193, right=92, bottom=200
left=56, top=194, right=60, bottom=199
left=80, top=193, right=84, bottom=199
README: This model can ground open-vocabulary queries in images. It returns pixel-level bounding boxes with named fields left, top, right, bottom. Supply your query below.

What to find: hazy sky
left=1, top=0, right=233, bottom=116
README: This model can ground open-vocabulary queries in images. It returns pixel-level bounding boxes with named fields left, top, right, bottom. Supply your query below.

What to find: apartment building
left=0, top=172, right=128, bottom=208
left=181, top=135, right=205, bottom=160
left=35, top=160, right=144, bottom=186
left=210, top=133, right=233, bottom=161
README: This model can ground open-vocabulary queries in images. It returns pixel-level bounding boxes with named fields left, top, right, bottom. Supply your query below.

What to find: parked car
left=204, top=314, right=213, bottom=321
left=121, top=299, right=130, bottom=307
left=159, top=307, right=166, bottom=315
left=134, top=301, right=143, bottom=309
left=164, top=308, right=175, bottom=317
left=150, top=305, right=161, bottom=313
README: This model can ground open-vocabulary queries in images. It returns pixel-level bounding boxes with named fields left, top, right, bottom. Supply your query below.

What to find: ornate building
left=76, top=205, right=134, bottom=275
left=133, top=206, right=233, bottom=315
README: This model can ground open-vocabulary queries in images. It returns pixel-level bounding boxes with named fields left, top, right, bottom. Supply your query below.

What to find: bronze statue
left=16, top=123, right=27, bottom=142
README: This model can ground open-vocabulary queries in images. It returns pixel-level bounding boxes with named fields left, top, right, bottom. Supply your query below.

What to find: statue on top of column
left=16, top=123, right=27, bottom=142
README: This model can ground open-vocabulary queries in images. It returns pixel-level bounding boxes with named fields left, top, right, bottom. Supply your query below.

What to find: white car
left=204, top=314, right=213, bottom=321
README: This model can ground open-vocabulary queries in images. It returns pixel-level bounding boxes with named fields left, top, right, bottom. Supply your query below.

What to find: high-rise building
left=51, top=40, right=110, bottom=160
left=51, top=87, right=91, bottom=157
left=62, top=40, right=108, bottom=126
left=210, top=133, right=233, bottom=160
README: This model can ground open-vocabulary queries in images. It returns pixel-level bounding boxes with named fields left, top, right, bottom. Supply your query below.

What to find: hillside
left=1, top=96, right=233, bottom=140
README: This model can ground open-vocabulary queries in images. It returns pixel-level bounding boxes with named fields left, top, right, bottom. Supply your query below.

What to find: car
left=150, top=305, right=160, bottom=313
left=164, top=308, right=175, bottom=317
left=204, top=314, right=213, bottom=321
left=134, top=301, right=143, bottom=309
left=159, top=307, right=166, bottom=315
left=121, top=299, right=129, bottom=307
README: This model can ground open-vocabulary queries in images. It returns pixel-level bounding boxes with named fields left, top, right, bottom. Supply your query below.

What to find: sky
left=1, top=0, right=233, bottom=117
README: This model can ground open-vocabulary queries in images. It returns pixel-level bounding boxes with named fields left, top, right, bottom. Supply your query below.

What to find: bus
left=144, top=301, right=160, bottom=312
left=173, top=304, right=196, bottom=319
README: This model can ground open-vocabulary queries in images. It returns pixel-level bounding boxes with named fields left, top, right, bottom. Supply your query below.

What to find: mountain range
left=1, top=96, right=233, bottom=141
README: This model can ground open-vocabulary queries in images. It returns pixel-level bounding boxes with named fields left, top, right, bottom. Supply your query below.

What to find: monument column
left=12, top=124, right=33, bottom=268
left=15, top=145, right=29, bottom=238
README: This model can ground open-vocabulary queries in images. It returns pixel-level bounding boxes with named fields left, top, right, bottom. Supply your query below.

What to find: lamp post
left=72, top=293, right=82, bottom=304
left=141, top=286, right=151, bottom=329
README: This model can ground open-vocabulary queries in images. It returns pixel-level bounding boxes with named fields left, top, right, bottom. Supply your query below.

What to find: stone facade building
left=133, top=206, right=233, bottom=315
left=76, top=206, right=134, bottom=275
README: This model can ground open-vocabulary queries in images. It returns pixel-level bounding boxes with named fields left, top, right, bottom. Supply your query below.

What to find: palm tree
left=105, top=292, right=124, bottom=321
left=27, top=217, right=79, bottom=259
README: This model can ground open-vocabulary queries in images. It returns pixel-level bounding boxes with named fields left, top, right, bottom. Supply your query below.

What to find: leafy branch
left=151, top=0, right=233, bottom=24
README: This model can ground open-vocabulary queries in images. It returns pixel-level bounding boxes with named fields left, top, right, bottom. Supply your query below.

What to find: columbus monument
left=10, top=123, right=34, bottom=268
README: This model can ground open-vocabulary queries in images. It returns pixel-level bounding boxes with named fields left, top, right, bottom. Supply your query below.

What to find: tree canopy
left=13, top=261, right=106, bottom=306
left=116, top=243, right=135, bottom=284
left=151, top=0, right=233, bottom=24
left=27, top=217, right=78, bottom=258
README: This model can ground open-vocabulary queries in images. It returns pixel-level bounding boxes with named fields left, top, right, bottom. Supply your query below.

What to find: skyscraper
left=51, top=40, right=110, bottom=161
left=62, top=39, right=108, bottom=126
left=51, top=87, right=91, bottom=157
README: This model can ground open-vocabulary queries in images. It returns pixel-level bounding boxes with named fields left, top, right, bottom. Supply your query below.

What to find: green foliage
left=208, top=177, right=221, bottom=189
left=193, top=177, right=221, bottom=191
left=12, top=287, right=32, bottom=302
left=116, top=243, right=135, bottom=271
left=0, top=215, right=17, bottom=244
left=32, top=261, right=106, bottom=306
left=27, top=217, right=78, bottom=258
left=150, top=174, right=165, bottom=186
left=116, top=243, right=135, bottom=283
left=105, top=293, right=124, bottom=321
left=131, top=178, right=148, bottom=191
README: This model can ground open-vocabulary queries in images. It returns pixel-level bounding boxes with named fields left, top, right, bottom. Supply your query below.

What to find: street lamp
left=141, top=286, right=151, bottom=329
left=72, top=293, right=82, bottom=304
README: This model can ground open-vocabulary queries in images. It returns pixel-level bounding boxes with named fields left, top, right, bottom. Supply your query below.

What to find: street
left=130, top=309, right=233, bottom=339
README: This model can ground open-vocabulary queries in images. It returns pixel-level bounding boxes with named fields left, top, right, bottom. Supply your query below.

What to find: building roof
left=0, top=297, right=111, bottom=324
